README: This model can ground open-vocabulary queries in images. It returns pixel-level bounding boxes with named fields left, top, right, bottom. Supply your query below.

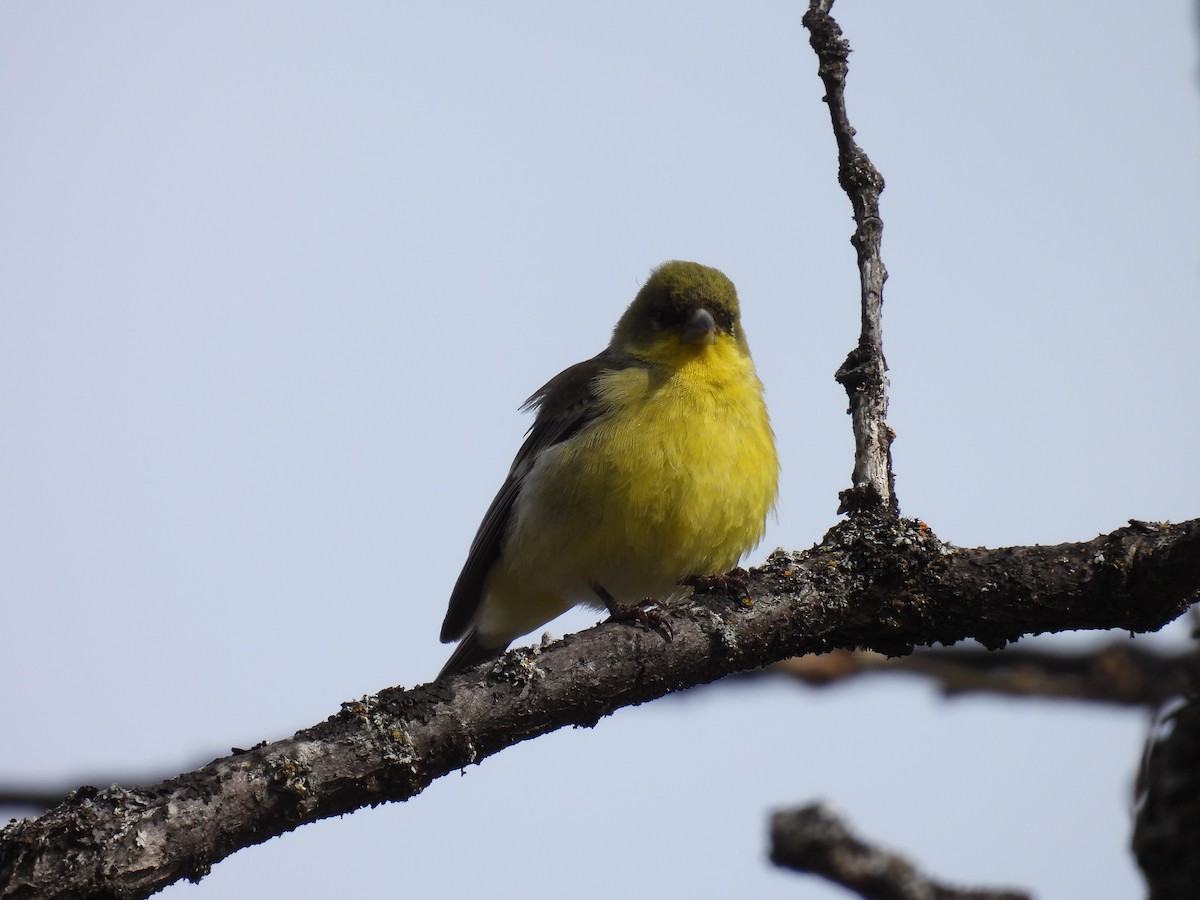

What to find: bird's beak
left=681, top=307, right=717, bottom=346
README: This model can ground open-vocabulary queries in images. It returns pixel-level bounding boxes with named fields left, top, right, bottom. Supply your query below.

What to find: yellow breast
left=504, top=334, right=778, bottom=605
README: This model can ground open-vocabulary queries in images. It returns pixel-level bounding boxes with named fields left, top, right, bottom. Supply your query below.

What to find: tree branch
left=760, top=640, right=1198, bottom=708
left=2, top=516, right=1197, bottom=899
left=804, top=0, right=896, bottom=516
left=770, top=803, right=1030, bottom=900
left=1134, top=689, right=1200, bottom=898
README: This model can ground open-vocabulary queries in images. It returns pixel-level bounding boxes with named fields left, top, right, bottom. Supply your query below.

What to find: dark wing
left=438, top=349, right=625, bottom=642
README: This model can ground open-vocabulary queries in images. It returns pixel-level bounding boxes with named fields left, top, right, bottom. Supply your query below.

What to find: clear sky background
left=2, top=2, right=1197, bottom=898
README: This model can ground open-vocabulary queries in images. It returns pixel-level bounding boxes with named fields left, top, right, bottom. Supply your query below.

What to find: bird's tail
left=437, top=629, right=508, bottom=680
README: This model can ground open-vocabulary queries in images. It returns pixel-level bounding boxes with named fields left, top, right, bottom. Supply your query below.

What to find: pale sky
left=2, top=2, right=1197, bottom=898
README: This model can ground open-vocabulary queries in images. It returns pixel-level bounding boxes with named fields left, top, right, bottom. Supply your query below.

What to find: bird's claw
left=592, top=583, right=674, bottom=641
left=610, top=599, right=674, bottom=641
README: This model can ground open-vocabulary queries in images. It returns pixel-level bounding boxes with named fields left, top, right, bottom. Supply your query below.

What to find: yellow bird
left=438, top=260, right=778, bottom=678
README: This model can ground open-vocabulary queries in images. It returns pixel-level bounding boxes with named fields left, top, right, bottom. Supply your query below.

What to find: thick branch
left=804, top=0, right=895, bottom=515
left=771, top=803, right=1030, bottom=900
left=761, top=641, right=1197, bottom=708
left=2, top=516, right=1198, bottom=899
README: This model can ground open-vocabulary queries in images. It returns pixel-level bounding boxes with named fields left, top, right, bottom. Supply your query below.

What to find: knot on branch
left=835, top=344, right=885, bottom=393
left=839, top=149, right=886, bottom=198
left=816, top=514, right=949, bottom=655
left=802, top=3, right=849, bottom=81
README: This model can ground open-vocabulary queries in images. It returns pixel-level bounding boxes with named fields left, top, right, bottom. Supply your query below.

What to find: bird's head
left=611, top=261, right=747, bottom=365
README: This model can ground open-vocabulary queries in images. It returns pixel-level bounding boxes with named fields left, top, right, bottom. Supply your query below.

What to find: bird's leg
left=681, top=567, right=750, bottom=596
left=591, top=582, right=673, bottom=641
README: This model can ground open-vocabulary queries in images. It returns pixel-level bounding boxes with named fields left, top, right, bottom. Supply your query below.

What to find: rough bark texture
left=771, top=803, right=1030, bottom=900
left=2, top=515, right=1197, bottom=899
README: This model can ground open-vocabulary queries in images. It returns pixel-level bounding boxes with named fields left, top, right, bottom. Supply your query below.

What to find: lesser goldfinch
left=437, top=260, right=778, bottom=678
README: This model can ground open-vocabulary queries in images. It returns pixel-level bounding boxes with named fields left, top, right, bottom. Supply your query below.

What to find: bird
left=437, top=260, right=778, bottom=679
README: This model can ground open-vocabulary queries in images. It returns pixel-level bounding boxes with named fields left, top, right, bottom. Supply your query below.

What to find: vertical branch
left=803, top=0, right=897, bottom=517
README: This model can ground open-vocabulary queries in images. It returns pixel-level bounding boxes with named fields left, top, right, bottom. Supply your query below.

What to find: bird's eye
left=653, top=305, right=687, bottom=329
left=712, top=308, right=735, bottom=333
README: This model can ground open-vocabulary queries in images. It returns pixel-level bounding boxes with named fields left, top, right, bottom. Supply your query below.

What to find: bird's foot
left=591, top=583, right=673, bottom=641
left=682, top=567, right=750, bottom=596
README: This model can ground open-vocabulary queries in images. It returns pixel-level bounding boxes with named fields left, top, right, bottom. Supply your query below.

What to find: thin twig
left=770, top=803, right=1030, bottom=900
left=803, top=0, right=896, bottom=516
